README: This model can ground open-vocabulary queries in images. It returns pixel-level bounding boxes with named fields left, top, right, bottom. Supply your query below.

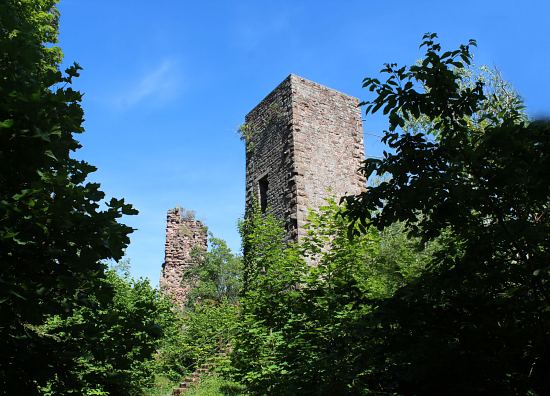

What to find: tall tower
left=244, top=74, right=365, bottom=239
left=160, top=207, right=207, bottom=305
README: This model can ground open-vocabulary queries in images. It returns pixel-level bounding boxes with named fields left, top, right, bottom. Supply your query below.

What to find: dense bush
left=0, top=2, right=179, bottom=394
left=156, top=301, right=239, bottom=382
left=38, top=262, right=175, bottom=395
left=154, top=236, right=243, bottom=385
left=232, top=201, right=441, bottom=395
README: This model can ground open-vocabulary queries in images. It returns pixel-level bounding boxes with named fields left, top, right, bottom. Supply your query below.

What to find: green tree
left=344, top=33, right=550, bottom=394
left=0, top=1, right=136, bottom=393
left=233, top=208, right=305, bottom=394
left=157, top=301, right=239, bottom=377
left=401, top=60, right=527, bottom=131
left=233, top=201, right=439, bottom=395
left=39, top=262, right=175, bottom=395
left=186, top=236, right=243, bottom=306
left=154, top=237, right=242, bottom=386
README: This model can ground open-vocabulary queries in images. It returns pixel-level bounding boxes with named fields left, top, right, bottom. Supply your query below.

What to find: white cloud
left=114, top=59, right=180, bottom=109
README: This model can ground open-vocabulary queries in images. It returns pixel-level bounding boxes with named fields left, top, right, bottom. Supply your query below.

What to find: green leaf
left=44, top=150, right=57, bottom=161
left=0, top=119, right=14, bottom=128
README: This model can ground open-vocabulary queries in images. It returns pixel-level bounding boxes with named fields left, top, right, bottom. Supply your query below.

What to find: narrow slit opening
left=258, top=175, right=269, bottom=213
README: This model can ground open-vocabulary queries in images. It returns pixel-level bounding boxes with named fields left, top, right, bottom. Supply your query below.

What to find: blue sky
left=58, top=0, right=549, bottom=285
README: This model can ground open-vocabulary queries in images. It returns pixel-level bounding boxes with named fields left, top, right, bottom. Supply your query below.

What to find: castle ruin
left=244, top=74, right=365, bottom=239
left=161, top=75, right=365, bottom=304
left=160, top=207, right=207, bottom=305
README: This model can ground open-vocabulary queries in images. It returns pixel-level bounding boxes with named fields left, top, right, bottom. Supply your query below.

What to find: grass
left=185, top=375, right=247, bottom=396
left=142, top=375, right=177, bottom=396
left=142, top=374, right=246, bottom=396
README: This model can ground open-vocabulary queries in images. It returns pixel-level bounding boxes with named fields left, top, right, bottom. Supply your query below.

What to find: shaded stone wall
left=244, top=76, right=297, bottom=237
left=245, top=74, right=365, bottom=240
left=160, top=207, right=207, bottom=305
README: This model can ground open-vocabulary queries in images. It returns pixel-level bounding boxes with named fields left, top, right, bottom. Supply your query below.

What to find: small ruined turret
left=160, top=207, right=207, bottom=306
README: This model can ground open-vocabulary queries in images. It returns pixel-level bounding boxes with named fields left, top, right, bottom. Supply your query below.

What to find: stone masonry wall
left=245, top=74, right=365, bottom=240
left=244, top=76, right=298, bottom=237
left=160, top=207, right=207, bottom=306
left=290, top=75, right=365, bottom=238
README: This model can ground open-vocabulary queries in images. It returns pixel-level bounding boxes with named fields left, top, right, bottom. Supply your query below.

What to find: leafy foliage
left=402, top=64, right=527, bottom=138
left=38, top=263, right=175, bottom=395
left=238, top=123, right=256, bottom=153
left=186, top=236, right=243, bottom=306
left=233, top=201, right=439, bottom=395
left=154, top=235, right=243, bottom=386
left=185, top=374, right=247, bottom=396
left=343, top=33, right=550, bottom=394
left=156, top=301, right=239, bottom=381
left=233, top=36, right=549, bottom=394
left=0, top=1, right=138, bottom=393
left=233, top=210, right=305, bottom=393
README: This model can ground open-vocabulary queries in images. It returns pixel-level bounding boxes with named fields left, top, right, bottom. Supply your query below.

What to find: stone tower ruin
left=244, top=74, right=365, bottom=239
left=160, top=207, right=207, bottom=305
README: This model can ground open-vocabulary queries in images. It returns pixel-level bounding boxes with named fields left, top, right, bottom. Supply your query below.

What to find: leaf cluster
left=156, top=301, right=239, bottom=380
left=37, top=265, right=175, bottom=395
left=232, top=202, right=438, bottom=395
left=185, top=236, right=243, bottom=306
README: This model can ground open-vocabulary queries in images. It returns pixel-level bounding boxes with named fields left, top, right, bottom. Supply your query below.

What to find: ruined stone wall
left=160, top=207, right=207, bottom=305
left=245, top=74, right=365, bottom=240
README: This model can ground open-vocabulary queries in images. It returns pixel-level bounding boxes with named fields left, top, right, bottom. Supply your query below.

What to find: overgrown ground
left=186, top=375, right=247, bottom=396
left=143, top=375, right=177, bottom=396
left=145, top=375, right=246, bottom=396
